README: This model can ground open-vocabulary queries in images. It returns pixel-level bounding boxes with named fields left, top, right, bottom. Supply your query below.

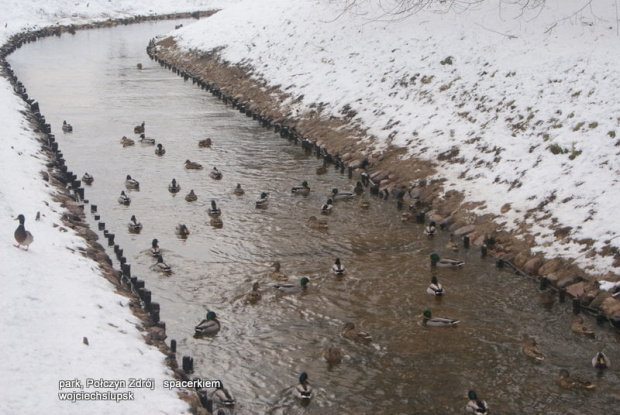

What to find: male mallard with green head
left=118, top=191, right=131, bottom=205
left=354, top=181, right=364, bottom=195
left=210, top=167, right=223, bottom=180
left=14, top=214, right=34, bottom=251
left=168, top=178, right=181, bottom=193
left=155, top=143, right=166, bottom=155
left=331, top=258, right=346, bottom=276
left=421, top=310, right=459, bottom=327
left=154, top=254, right=171, bottom=273
left=195, top=311, right=221, bottom=335
left=465, top=390, right=489, bottom=414
left=330, top=188, right=354, bottom=201
left=292, top=181, right=310, bottom=195
left=256, top=192, right=269, bottom=208
left=128, top=215, right=142, bottom=232
left=150, top=238, right=161, bottom=257
left=274, top=277, right=309, bottom=294
left=426, top=276, right=445, bottom=296
left=430, top=253, right=464, bottom=267
left=125, top=175, right=140, bottom=190
left=341, top=322, right=372, bottom=343
left=139, top=133, right=155, bottom=145
left=320, top=198, right=334, bottom=215
left=295, top=372, right=313, bottom=400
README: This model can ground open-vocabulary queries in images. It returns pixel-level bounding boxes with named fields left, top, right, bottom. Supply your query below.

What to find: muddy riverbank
left=149, top=36, right=620, bottom=327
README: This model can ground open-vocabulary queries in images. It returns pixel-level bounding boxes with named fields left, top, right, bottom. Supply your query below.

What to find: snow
left=0, top=0, right=619, bottom=413
left=0, top=1, right=237, bottom=414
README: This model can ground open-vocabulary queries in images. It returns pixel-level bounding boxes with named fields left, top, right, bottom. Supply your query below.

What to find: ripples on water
left=7, top=19, right=620, bottom=414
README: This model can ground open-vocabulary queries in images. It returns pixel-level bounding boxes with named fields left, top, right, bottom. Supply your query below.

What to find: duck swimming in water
left=269, top=261, right=288, bottom=281
left=118, top=191, right=131, bottom=205
left=128, top=215, right=142, bottom=232
left=307, top=215, right=328, bottom=230
left=134, top=121, right=145, bottom=134
left=125, top=175, right=140, bottom=190
left=185, top=190, right=197, bottom=202
left=209, top=167, right=223, bottom=180
left=245, top=282, right=262, bottom=304
left=322, top=344, right=344, bottom=365
left=81, top=172, right=94, bottom=185
left=168, top=178, right=181, bottom=193
left=558, top=369, right=596, bottom=390
left=320, top=198, right=334, bottom=215
left=295, top=372, right=313, bottom=400
left=341, top=322, right=372, bottom=343
left=233, top=183, right=245, bottom=196
left=426, top=276, right=445, bottom=296
left=62, top=120, right=73, bottom=133
left=150, top=238, right=161, bottom=257
left=175, top=223, right=189, bottom=238
left=424, top=221, right=437, bottom=236
left=155, top=143, right=166, bottom=155
left=14, top=214, right=34, bottom=251
left=330, top=188, right=355, bottom=201
left=120, top=136, right=135, bottom=147
left=523, top=339, right=545, bottom=362
left=292, top=181, right=310, bottom=195
left=208, top=200, right=221, bottom=217
left=592, top=351, right=610, bottom=370
left=465, top=390, right=489, bottom=414
left=255, top=192, right=269, bottom=208
left=154, top=254, right=171, bottom=273
left=185, top=159, right=203, bottom=170
left=198, top=137, right=212, bottom=148
left=421, top=310, right=460, bottom=327
left=430, top=253, right=464, bottom=267
left=331, top=258, right=346, bottom=276
left=274, top=277, right=309, bottom=294
left=212, top=382, right=235, bottom=406
left=195, top=311, right=221, bottom=335
left=139, top=133, right=155, bottom=145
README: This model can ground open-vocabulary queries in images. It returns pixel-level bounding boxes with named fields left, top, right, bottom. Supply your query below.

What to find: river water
left=7, top=18, right=620, bottom=415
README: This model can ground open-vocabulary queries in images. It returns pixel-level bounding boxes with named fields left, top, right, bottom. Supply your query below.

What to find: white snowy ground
left=171, top=0, right=620, bottom=275
left=1, top=0, right=619, bottom=413
left=0, top=1, right=236, bottom=414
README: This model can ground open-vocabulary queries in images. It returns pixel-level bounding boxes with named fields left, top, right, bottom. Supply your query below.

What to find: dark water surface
left=7, top=19, right=620, bottom=414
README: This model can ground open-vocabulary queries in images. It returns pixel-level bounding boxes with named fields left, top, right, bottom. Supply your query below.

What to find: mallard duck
left=185, top=190, right=197, bottom=202
left=592, top=351, right=610, bottom=369
left=154, top=254, right=171, bottom=273
left=212, top=382, right=235, bottom=406
left=292, top=181, right=310, bottom=195
left=198, top=138, right=212, bottom=148
left=341, top=322, right=372, bottom=343
left=155, top=143, right=166, bottom=155
left=322, top=345, right=344, bottom=364
left=62, top=120, right=73, bottom=133
left=307, top=215, right=328, bottom=229
left=430, top=253, right=464, bottom=267
left=134, top=121, right=145, bottom=134
left=150, top=238, right=161, bottom=257
left=128, top=215, right=142, bottom=232
left=168, top=178, right=181, bottom=193
left=185, top=159, right=203, bottom=170
left=424, top=221, right=437, bottom=236
left=245, top=282, right=261, bottom=303
left=82, top=172, right=94, bottom=185
left=210, top=216, right=223, bottom=228
left=354, top=181, right=364, bottom=195
left=195, top=311, right=221, bottom=335
left=295, top=372, right=313, bottom=400
left=320, top=198, right=334, bottom=215
left=139, top=133, right=155, bottom=145
left=269, top=261, right=288, bottom=281
left=558, top=369, right=596, bottom=390
left=209, top=167, right=223, bottom=180
left=523, top=339, right=544, bottom=362
left=176, top=223, right=189, bottom=238
left=426, top=276, right=445, bottom=296
left=465, top=390, right=489, bottom=414
left=136, top=63, right=142, bottom=70
left=316, top=164, right=328, bottom=175
left=274, top=277, right=309, bottom=293
left=446, top=234, right=459, bottom=251
left=207, top=200, right=222, bottom=217
left=571, top=315, right=595, bottom=338
left=330, top=188, right=355, bottom=201
left=421, top=310, right=460, bottom=327
left=401, top=212, right=414, bottom=222
left=14, top=214, right=34, bottom=251
left=125, top=174, right=140, bottom=189
left=120, top=136, right=135, bottom=147
left=358, top=198, right=370, bottom=209
left=118, top=191, right=131, bottom=205
left=256, top=192, right=268, bottom=208
left=331, top=258, right=346, bottom=276
left=233, top=183, right=245, bottom=196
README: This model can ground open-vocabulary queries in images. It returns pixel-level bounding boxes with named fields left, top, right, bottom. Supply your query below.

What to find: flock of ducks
left=47, top=118, right=611, bottom=413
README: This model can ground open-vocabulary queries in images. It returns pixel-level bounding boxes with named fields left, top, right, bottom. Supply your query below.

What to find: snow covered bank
left=0, top=1, right=237, bottom=414
left=170, top=0, right=620, bottom=276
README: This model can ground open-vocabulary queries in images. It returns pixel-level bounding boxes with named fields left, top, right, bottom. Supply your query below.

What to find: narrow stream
left=7, top=18, right=620, bottom=414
